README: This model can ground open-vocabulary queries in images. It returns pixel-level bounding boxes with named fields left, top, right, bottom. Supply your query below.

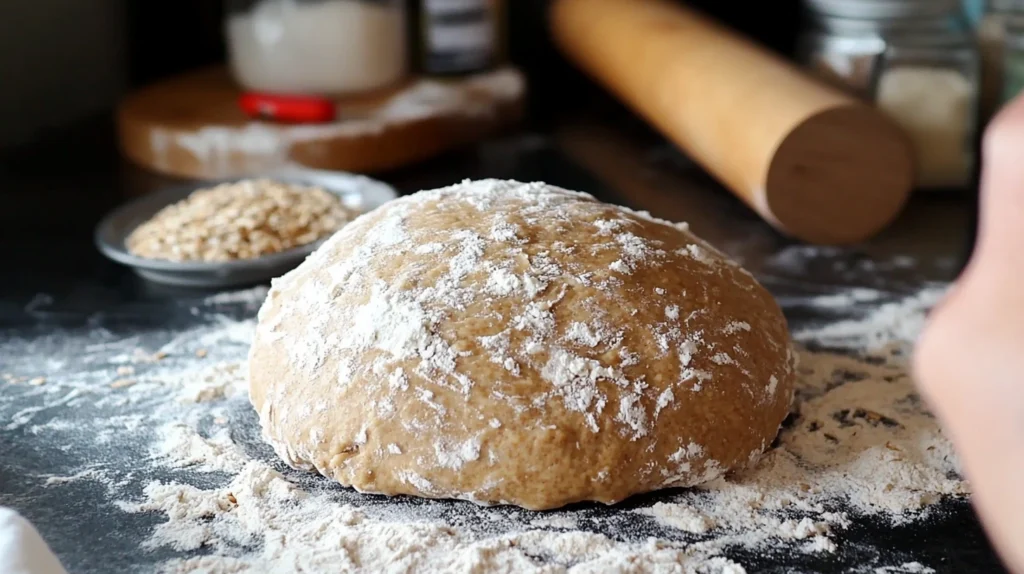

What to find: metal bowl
left=95, top=169, right=398, bottom=288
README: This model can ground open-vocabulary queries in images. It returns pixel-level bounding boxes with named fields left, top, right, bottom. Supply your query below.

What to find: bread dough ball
left=249, top=179, right=794, bottom=510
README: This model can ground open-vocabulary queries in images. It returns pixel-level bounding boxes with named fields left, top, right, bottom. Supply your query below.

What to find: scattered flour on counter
left=870, top=562, right=935, bottom=574
left=805, top=287, right=884, bottom=309
left=632, top=337, right=964, bottom=553
left=637, top=503, right=715, bottom=534
left=41, top=469, right=107, bottom=487
left=154, top=423, right=250, bottom=473
left=803, top=535, right=837, bottom=554
left=119, top=459, right=746, bottom=572
left=203, top=286, right=270, bottom=306
left=763, top=246, right=924, bottom=278
left=11, top=286, right=965, bottom=573
left=794, top=286, right=947, bottom=350
left=529, top=515, right=581, bottom=530
left=171, top=362, right=247, bottom=404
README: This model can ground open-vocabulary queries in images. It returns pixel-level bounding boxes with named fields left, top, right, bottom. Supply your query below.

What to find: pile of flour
left=3, top=284, right=959, bottom=573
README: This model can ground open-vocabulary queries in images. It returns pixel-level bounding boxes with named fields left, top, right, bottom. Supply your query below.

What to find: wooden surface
left=117, top=67, right=525, bottom=180
left=550, top=0, right=914, bottom=245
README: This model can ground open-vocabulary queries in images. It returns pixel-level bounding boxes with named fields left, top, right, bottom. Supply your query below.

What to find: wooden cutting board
left=118, top=67, right=526, bottom=180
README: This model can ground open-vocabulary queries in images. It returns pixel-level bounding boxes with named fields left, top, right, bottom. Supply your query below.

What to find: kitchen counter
left=0, top=116, right=1004, bottom=573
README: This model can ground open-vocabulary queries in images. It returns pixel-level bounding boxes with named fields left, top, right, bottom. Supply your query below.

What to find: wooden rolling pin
left=550, top=0, right=915, bottom=245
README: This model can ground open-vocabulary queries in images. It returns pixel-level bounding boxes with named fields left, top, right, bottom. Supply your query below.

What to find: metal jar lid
left=812, top=13, right=972, bottom=47
left=805, top=0, right=961, bottom=19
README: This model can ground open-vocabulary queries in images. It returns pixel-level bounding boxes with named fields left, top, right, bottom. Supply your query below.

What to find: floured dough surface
left=249, top=179, right=794, bottom=510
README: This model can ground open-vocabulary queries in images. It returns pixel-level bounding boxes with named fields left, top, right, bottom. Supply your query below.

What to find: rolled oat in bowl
left=126, top=179, right=357, bottom=262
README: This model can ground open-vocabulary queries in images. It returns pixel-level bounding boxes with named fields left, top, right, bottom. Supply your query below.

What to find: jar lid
left=805, top=0, right=961, bottom=19
left=813, top=12, right=972, bottom=46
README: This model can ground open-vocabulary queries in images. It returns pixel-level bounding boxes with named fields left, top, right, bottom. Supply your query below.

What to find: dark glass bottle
left=413, top=0, right=504, bottom=75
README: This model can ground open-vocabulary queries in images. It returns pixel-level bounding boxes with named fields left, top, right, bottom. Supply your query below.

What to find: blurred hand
left=915, top=94, right=1024, bottom=573
left=0, top=507, right=67, bottom=574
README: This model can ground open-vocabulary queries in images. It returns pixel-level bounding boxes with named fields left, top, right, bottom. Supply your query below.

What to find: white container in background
left=225, top=0, right=408, bottom=96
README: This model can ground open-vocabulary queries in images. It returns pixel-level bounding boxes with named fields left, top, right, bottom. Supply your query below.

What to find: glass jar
left=978, top=0, right=1024, bottom=119
left=964, top=0, right=986, bottom=26
left=1003, top=16, right=1024, bottom=102
left=224, top=0, right=408, bottom=96
left=799, top=2, right=981, bottom=191
left=415, top=0, right=506, bottom=75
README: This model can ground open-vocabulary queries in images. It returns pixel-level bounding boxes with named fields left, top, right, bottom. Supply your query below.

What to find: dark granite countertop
left=0, top=117, right=1005, bottom=573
